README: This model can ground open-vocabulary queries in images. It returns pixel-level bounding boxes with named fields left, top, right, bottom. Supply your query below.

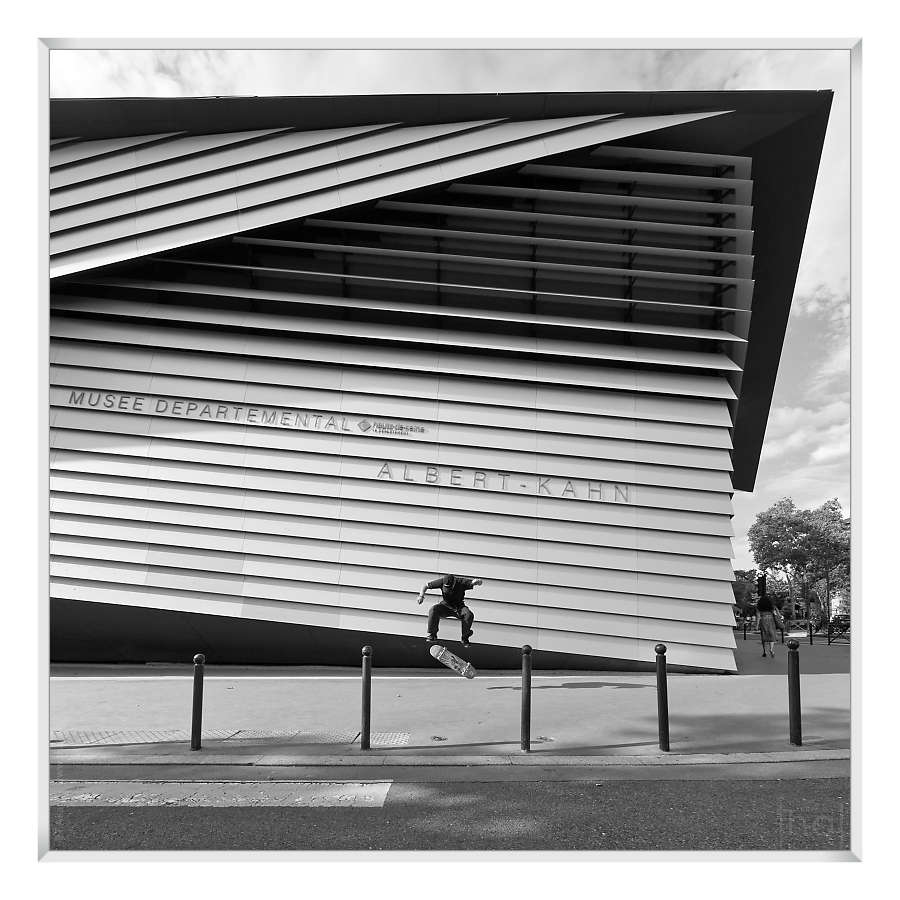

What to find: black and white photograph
left=37, top=37, right=863, bottom=862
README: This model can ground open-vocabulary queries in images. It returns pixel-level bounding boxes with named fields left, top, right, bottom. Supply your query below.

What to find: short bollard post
left=361, top=645, right=373, bottom=751
left=520, top=645, right=532, bottom=753
left=743, top=620, right=747, bottom=640
left=655, top=644, right=670, bottom=752
left=788, top=639, right=802, bottom=746
left=808, top=621, right=814, bottom=646
left=190, top=653, right=205, bottom=751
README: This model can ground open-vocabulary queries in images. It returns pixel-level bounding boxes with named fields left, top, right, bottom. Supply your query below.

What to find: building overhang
left=49, top=90, right=832, bottom=492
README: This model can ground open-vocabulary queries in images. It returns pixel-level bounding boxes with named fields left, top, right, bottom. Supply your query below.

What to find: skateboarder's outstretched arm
left=417, top=577, right=444, bottom=605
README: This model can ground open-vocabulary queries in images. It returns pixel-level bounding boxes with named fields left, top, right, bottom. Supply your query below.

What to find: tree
left=747, top=498, right=809, bottom=611
left=831, top=564, right=851, bottom=614
left=803, top=499, right=851, bottom=619
left=731, top=569, right=756, bottom=616
left=764, top=572, right=791, bottom=613
left=747, top=497, right=850, bottom=621
left=731, top=567, right=792, bottom=619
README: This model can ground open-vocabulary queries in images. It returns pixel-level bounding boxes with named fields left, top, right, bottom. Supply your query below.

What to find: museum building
left=48, top=91, right=831, bottom=670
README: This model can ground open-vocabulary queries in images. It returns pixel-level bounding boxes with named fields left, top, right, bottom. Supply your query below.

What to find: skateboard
left=429, top=643, right=477, bottom=679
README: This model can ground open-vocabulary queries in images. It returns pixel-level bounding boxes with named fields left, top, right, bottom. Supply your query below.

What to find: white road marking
left=50, top=674, right=642, bottom=681
left=50, top=780, right=393, bottom=807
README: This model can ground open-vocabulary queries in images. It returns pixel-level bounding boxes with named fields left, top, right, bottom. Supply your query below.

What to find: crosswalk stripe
left=50, top=780, right=393, bottom=807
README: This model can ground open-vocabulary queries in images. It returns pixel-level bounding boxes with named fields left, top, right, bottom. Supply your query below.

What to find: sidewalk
left=50, top=666, right=850, bottom=768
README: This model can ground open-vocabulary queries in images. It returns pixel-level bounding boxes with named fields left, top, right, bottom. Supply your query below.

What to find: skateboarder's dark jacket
left=425, top=574, right=477, bottom=612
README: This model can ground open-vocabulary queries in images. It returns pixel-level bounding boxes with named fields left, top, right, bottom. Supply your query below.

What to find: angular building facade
left=48, top=92, right=831, bottom=670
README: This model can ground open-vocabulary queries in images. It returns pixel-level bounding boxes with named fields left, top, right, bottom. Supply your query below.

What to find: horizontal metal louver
left=50, top=112, right=756, bottom=670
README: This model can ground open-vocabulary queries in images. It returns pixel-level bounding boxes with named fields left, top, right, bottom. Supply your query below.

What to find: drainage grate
left=367, top=732, right=410, bottom=747
left=50, top=728, right=237, bottom=746
left=51, top=730, right=122, bottom=746
left=50, top=728, right=357, bottom=747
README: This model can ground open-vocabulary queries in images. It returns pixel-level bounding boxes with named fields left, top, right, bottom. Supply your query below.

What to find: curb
left=50, top=748, right=850, bottom=767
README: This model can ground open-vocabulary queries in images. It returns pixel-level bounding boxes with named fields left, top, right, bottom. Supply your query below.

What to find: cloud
left=809, top=435, right=851, bottom=465
left=762, top=397, right=849, bottom=460
left=792, top=283, right=850, bottom=321
left=766, top=398, right=850, bottom=436
left=50, top=49, right=247, bottom=99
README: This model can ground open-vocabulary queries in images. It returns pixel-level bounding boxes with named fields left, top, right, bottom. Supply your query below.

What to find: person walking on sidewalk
left=416, top=574, right=483, bottom=647
left=756, top=594, right=780, bottom=658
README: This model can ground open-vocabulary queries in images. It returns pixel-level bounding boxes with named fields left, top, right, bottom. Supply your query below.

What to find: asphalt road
left=50, top=777, right=850, bottom=851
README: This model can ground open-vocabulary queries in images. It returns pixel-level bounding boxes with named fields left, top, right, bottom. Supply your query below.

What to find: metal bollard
left=361, top=645, right=373, bottom=751
left=190, top=653, right=205, bottom=751
left=743, top=621, right=747, bottom=640
left=520, top=645, right=532, bottom=752
left=808, top=621, right=814, bottom=646
left=655, top=644, right=670, bottom=752
left=787, top=639, right=802, bottom=746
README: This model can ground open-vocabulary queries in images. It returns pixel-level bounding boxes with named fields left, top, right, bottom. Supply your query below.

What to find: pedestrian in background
left=756, top=593, right=779, bottom=658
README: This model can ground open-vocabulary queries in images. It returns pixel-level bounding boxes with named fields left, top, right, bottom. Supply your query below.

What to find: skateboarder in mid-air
left=416, top=574, right=483, bottom=647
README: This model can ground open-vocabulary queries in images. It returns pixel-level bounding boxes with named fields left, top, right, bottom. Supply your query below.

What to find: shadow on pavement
left=618, top=706, right=850, bottom=754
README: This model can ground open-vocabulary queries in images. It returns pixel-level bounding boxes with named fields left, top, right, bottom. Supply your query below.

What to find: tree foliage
left=747, top=497, right=850, bottom=619
left=807, top=499, right=851, bottom=616
left=731, top=569, right=756, bottom=614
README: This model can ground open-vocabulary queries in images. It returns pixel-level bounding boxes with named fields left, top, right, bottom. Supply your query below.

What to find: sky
left=48, top=47, right=852, bottom=569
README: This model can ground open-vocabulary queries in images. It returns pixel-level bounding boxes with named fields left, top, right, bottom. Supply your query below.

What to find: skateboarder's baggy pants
left=428, top=602, right=474, bottom=641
